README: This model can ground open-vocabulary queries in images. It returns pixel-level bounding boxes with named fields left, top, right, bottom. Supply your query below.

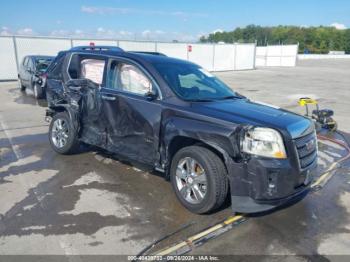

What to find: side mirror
left=145, top=90, right=158, bottom=101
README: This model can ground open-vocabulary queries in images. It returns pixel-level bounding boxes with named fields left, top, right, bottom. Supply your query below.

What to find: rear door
left=65, top=53, right=108, bottom=148
left=101, top=58, right=163, bottom=165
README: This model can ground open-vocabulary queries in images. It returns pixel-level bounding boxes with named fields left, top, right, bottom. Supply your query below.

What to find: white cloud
left=81, top=5, right=207, bottom=18
left=119, top=30, right=133, bottom=36
left=47, top=27, right=199, bottom=42
left=212, top=29, right=224, bottom=34
left=17, top=28, right=36, bottom=36
left=330, top=22, right=347, bottom=30
left=141, top=30, right=151, bottom=38
left=155, top=30, right=165, bottom=35
left=0, top=26, right=11, bottom=36
left=50, top=29, right=70, bottom=37
left=74, top=29, right=84, bottom=37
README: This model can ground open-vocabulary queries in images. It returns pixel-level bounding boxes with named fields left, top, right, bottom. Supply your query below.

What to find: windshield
left=154, top=62, right=237, bottom=101
left=35, top=58, right=52, bottom=72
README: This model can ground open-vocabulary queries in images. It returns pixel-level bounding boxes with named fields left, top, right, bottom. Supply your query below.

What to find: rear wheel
left=170, top=146, right=228, bottom=214
left=49, top=112, right=80, bottom=154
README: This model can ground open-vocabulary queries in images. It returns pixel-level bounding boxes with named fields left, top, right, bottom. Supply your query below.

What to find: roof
left=67, top=45, right=196, bottom=67
left=27, top=55, right=55, bottom=59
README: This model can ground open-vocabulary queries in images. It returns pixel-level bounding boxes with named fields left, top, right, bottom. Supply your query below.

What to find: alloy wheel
left=175, top=157, right=208, bottom=204
left=51, top=119, right=69, bottom=148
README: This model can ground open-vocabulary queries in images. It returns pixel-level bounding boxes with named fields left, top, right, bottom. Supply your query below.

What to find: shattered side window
left=47, top=54, right=65, bottom=80
left=118, top=63, right=152, bottom=95
left=80, top=59, right=105, bottom=85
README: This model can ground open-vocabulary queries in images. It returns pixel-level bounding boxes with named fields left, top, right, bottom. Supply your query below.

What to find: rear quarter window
left=80, top=59, right=105, bottom=85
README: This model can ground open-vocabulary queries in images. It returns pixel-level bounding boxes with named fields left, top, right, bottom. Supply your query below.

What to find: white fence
left=0, top=36, right=257, bottom=80
left=298, top=54, right=350, bottom=60
left=255, top=45, right=298, bottom=67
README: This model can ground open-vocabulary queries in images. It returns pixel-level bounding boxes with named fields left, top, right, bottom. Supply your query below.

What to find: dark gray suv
left=45, top=46, right=318, bottom=214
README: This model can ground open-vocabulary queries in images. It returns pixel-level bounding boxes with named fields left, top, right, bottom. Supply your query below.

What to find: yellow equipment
left=298, top=97, right=337, bottom=132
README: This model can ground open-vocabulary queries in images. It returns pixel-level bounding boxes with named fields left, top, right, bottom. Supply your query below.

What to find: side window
left=22, top=57, right=28, bottom=67
left=117, top=63, right=152, bottom=95
left=27, top=58, right=34, bottom=70
left=68, top=54, right=105, bottom=85
left=80, top=59, right=105, bottom=85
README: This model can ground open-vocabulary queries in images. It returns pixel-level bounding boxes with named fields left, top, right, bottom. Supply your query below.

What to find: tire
left=170, top=145, right=228, bottom=214
left=33, top=83, right=43, bottom=99
left=18, top=78, right=26, bottom=91
left=49, top=112, right=80, bottom=154
left=326, top=117, right=337, bottom=132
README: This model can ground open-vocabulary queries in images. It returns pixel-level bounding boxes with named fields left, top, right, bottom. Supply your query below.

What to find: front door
left=101, top=59, right=163, bottom=165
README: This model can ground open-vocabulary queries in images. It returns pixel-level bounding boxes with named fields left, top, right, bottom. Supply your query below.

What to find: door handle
left=101, top=95, right=116, bottom=101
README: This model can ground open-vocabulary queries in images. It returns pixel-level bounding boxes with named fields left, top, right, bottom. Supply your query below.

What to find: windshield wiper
left=217, top=95, right=243, bottom=100
left=187, top=99, right=214, bottom=102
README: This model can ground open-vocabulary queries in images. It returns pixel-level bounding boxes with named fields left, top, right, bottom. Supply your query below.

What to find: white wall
left=236, top=44, right=256, bottom=70
left=118, top=41, right=156, bottom=51
left=0, top=36, right=257, bottom=80
left=256, top=45, right=298, bottom=67
left=188, top=44, right=215, bottom=71
left=213, top=44, right=235, bottom=71
left=156, top=43, right=188, bottom=60
left=15, top=37, right=71, bottom=65
left=72, top=39, right=118, bottom=46
left=0, top=37, right=17, bottom=80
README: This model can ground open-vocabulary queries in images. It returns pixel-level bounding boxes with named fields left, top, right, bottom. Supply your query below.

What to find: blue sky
left=1, top=0, right=349, bottom=41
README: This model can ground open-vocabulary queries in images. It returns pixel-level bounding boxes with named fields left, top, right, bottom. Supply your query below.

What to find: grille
left=294, top=132, right=318, bottom=169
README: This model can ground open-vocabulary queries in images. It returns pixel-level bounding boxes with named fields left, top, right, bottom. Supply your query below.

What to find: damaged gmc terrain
left=45, top=46, right=318, bottom=214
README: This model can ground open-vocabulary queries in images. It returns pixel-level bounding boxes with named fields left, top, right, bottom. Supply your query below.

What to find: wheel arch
left=49, top=105, right=80, bottom=132
left=165, top=135, right=230, bottom=180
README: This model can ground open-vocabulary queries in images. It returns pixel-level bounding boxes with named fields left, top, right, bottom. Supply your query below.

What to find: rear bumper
left=228, top=155, right=317, bottom=213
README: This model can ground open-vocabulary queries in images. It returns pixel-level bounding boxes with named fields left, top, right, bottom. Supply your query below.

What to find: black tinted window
left=35, top=58, right=52, bottom=72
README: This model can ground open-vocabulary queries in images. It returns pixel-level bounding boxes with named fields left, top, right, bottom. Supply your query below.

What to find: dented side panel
left=101, top=88, right=163, bottom=165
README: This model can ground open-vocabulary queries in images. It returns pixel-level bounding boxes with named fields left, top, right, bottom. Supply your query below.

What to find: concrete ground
left=0, top=59, right=350, bottom=260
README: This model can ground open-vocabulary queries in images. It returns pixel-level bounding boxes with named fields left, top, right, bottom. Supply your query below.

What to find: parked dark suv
left=18, top=55, right=54, bottom=99
left=45, top=46, right=318, bottom=214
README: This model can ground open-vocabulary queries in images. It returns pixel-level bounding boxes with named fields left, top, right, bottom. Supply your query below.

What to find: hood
left=191, top=99, right=313, bottom=138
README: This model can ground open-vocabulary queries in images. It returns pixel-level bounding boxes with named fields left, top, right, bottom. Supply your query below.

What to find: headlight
left=241, top=127, right=287, bottom=159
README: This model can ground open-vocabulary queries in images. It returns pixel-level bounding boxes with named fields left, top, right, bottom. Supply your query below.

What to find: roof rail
left=70, top=46, right=124, bottom=52
left=129, top=51, right=167, bottom=56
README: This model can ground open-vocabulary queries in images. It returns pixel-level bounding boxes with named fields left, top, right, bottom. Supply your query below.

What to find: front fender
left=162, top=116, right=243, bottom=170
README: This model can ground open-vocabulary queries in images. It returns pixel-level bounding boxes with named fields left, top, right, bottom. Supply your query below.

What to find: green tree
left=200, top=25, right=349, bottom=54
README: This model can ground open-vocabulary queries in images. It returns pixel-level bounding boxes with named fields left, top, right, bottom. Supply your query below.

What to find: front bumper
left=228, top=155, right=317, bottom=213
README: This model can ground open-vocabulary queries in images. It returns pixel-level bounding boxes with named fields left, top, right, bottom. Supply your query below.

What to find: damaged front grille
left=294, top=132, right=317, bottom=169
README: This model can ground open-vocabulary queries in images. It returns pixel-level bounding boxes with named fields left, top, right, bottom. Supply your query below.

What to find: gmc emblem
left=305, top=139, right=315, bottom=151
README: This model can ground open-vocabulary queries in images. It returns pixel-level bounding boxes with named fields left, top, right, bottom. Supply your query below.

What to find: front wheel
left=49, top=112, right=80, bottom=154
left=18, top=78, right=26, bottom=91
left=170, top=146, right=228, bottom=214
left=33, top=83, right=44, bottom=99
